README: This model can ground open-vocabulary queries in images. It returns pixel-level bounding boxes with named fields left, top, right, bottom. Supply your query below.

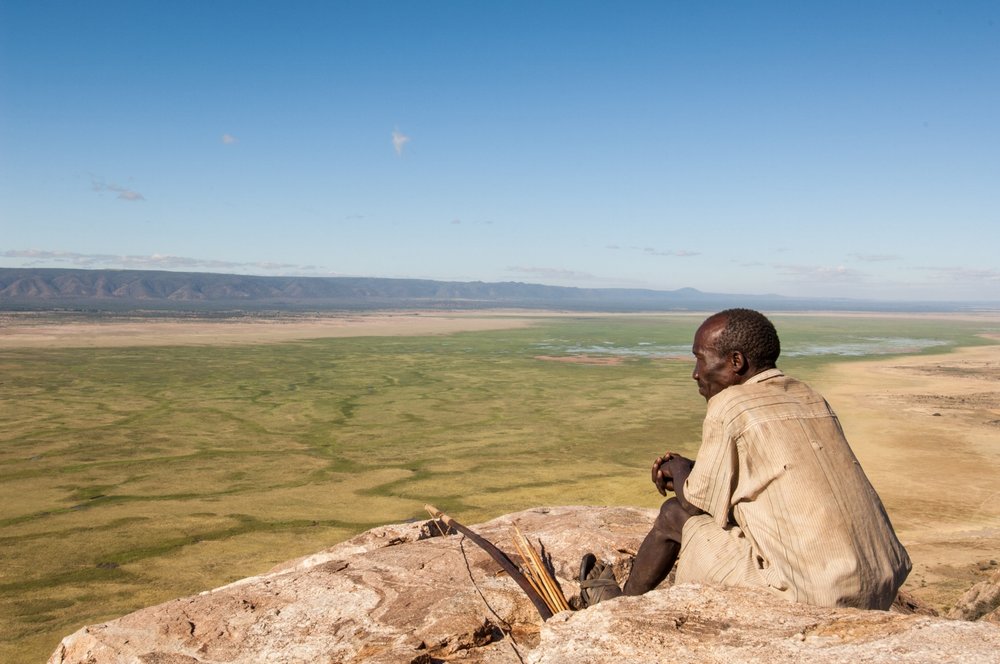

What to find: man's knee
left=652, top=497, right=690, bottom=542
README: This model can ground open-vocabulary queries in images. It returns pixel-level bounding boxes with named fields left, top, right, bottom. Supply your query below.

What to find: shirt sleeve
left=683, top=409, right=737, bottom=529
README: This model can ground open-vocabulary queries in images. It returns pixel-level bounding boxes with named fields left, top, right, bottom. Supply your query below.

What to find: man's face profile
left=691, top=318, right=737, bottom=401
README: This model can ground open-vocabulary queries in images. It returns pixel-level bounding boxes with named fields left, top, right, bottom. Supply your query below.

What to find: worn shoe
left=579, top=552, right=623, bottom=607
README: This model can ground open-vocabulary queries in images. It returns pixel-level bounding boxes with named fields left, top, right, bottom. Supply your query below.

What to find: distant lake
left=782, top=337, right=949, bottom=357
left=535, top=337, right=949, bottom=359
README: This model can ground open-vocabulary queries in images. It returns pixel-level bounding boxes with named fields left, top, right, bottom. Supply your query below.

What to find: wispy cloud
left=507, top=266, right=600, bottom=281
left=392, top=128, right=410, bottom=156
left=773, top=263, right=865, bottom=281
left=850, top=253, right=900, bottom=262
left=1, top=249, right=318, bottom=274
left=918, top=266, right=1000, bottom=283
left=221, top=133, right=238, bottom=145
left=505, top=265, right=656, bottom=289
left=91, top=177, right=145, bottom=202
left=607, top=244, right=699, bottom=257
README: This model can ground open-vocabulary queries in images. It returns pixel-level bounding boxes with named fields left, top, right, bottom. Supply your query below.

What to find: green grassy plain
left=0, top=313, right=994, bottom=662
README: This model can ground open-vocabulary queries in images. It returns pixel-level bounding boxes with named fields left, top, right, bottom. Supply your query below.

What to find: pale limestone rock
left=948, top=568, right=1000, bottom=622
left=48, top=506, right=1000, bottom=664
left=532, top=584, right=1000, bottom=664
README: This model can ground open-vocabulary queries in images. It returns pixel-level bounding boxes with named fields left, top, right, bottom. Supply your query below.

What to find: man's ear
left=730, top=351, right=748, bottom=375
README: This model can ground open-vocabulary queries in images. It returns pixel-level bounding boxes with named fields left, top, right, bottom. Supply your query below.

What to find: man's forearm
left=670, top=466, right=704, bottom=517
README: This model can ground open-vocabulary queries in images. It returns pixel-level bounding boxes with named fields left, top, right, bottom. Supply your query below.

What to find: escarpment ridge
left=5, top=267, right=994, bottom=312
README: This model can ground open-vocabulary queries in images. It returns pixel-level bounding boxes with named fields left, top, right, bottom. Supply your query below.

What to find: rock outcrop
left=49, top=506, right=1000, bottom=664
left=948, top=568, right=1000, bottom=623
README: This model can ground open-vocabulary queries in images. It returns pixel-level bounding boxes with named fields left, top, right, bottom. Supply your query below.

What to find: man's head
left=691, top=308, right=780, bottom=400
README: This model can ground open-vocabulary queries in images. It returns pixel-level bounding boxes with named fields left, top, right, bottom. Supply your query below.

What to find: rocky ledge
left=49, top=506, right=1000, bottom=663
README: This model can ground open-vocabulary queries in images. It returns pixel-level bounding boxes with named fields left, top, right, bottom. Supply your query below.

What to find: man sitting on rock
left=581, top=308, right=911, bottom=609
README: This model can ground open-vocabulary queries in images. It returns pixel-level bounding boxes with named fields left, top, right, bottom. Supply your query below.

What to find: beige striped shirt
left=679, top=369, right=911, bottom=609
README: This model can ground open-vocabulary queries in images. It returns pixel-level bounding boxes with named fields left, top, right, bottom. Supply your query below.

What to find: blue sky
left=1, top=1, right=997, bottom=301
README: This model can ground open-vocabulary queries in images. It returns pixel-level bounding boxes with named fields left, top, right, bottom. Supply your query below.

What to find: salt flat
left=0, top=311, right=540, bottom=348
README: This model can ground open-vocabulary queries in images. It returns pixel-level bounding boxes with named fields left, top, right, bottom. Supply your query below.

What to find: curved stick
left=425, top=504, right=554, bottom=621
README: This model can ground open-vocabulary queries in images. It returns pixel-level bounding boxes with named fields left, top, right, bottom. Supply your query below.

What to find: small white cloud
left=222, top=133, right=238, bottom=145
left=392, top=128, right=410, bottom=156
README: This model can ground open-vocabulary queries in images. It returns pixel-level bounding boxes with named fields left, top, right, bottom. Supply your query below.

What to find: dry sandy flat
left=0, top=311, right=541, bottom=348
left=815, top=341, right=1000, bottom=609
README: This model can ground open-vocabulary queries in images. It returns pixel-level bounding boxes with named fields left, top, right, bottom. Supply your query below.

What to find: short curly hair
left=711, top=308, right=780, bottom=369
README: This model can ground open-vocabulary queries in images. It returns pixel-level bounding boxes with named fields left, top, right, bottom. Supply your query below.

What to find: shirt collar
left=745, top=368, right=784, bottom=385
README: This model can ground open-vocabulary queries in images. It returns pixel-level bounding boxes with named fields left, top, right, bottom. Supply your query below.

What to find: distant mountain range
left=0, top=268, right=991, bottom=312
